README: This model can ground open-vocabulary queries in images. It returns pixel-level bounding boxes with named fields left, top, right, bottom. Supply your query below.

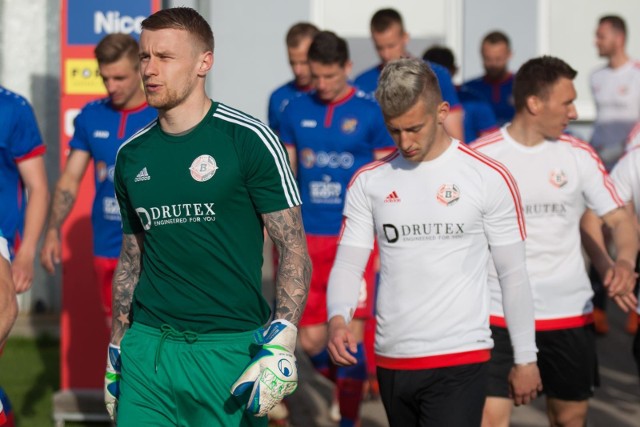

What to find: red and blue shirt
left=0, top=86, right=45, bottom=250
left=462, top=73, right=515, bottom=126
left=69, top=98, right=156, bottom=258
left=280, top=87, right=395, bottom=236
left=268, top=80, right=312, bottom=134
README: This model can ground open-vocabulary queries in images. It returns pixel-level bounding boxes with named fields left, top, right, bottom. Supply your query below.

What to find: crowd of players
left=0, top=6, right=639, bottom=427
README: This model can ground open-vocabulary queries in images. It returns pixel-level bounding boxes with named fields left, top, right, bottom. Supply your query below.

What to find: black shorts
left=487, top=325, right=599, bottom=401
left=377, top=363, right=487, bottom=427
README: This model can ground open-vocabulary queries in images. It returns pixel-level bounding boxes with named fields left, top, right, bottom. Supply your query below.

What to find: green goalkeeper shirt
left=114, top=102, right=301, bottom=333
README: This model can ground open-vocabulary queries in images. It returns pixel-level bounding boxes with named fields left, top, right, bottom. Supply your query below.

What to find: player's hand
left=40, top=229, right=62, bottom=275
left=508, top=362, right=542, bottom=406
left=327, top=315, right=358, bottom=366
left=104, top=343, right=121, bottom=421
left=603, top=259, right=637, bottom=297
left=612, top=291, right=638, bottom=313
left=11, top=250, right=34, bottom=293
left=230, top=319, right=298, bottom=417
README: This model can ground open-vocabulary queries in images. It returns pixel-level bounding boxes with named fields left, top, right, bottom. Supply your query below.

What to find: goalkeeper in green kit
left=104, top=7, right=311, bottom=426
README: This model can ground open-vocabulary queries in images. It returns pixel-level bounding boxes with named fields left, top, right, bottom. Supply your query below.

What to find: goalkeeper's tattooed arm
left=263, top=206, right=311, bottom=325
left=110, top=233, right=144, bottom=344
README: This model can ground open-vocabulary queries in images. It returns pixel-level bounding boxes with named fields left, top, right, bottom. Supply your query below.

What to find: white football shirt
left=590, top=61, right=640, bottom=168
left=610, top=147, right=640, bottom=315
left=472, top=128, right=624, bottom=329
left=340, top=140, right=526, bottom=366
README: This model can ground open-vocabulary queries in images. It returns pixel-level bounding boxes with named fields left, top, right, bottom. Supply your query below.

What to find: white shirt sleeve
left=491, top=241, right=538, bottom=364
left=482, top=161, right=527, bottom=246
left=327, top=244, right=372, bottom=323
left=339, top=173, right=375, bottom=250
left=610, top=151, right=636, bottom=204
left=0, top=237, right=9, bottom=262
left=578, top=145, right=624, bottom=216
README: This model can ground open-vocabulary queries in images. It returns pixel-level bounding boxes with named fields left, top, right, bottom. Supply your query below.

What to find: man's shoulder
left=270, top=80, right=297, bottom=100
left=116, top=120, right=158, bottom=156
left=212, top=102, right=277, bottom=140
left=354, top=65, right=381, bottom=91
left=468, top=129, right=504, bottom=150
left=349, top=151, right=399, bottom=187
left=462, top=76, right=485, bottom=87
left=0, top=86, right=35, bottom=114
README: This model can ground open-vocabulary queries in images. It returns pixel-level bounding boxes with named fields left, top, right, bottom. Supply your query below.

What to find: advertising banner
left=59, top=0, right=160, bottom=390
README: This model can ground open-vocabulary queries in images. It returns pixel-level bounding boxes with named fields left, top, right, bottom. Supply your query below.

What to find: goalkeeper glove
left=104, top=343, right=121, bottom=420
left=230, top=319, right=298, bottom=416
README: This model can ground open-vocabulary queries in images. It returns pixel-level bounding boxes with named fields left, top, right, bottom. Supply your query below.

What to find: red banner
left=59, top=0, right=160, bottom=390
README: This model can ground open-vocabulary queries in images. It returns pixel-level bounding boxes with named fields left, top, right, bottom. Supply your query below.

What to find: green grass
left=0, top=335, right=109, bottom=427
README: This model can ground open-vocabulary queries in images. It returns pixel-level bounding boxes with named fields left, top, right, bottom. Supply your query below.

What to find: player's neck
left=506, top=118, right=545, bottom=147
left=608, top=51, right=629, bottom=69
left=423, top=132, right=452, bottom=162
left=159, top=94, right=212, bottom=135
left=120, top=89, right=147, bottom=111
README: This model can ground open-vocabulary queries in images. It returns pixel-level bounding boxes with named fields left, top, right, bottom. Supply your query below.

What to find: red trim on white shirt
left=558, top=135, right=625, bottom=207
left=490, top=314, right=593, bottom=331
left=468, top=129, right=503, bottom=149
left=15, top=145, right=46, bottom=163
left=625, top=122, right=640, bottom=147
left=376, top=349, right=491, bottom=370
left=457, top=144, right=527, bottom=240
left=347, top=151, right=399, bottom=189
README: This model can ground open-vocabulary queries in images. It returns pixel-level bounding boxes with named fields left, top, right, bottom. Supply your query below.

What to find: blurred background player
left=0, top=85, right=48, bottom=427
left=0, top=230, right=17, bottom=427
left=588, top=15, right=640, bottom=334
left=327, top=57, right=540, bottom=426
left=279, top=31, right=395, bottom=427
left=40, top=34, right=156, bottom=324
left=0, top=87, right=48, bottom=294
left=462, top=30, right=515, bottom=126
left=268, top=22, right=319, bottom=135
left=590, top=15, right=640, bottom=171
left=422, top=45, right=498, bottom=144
left=472, top=56, right=637, bottom=427
left=354, top=8, right=464, bottom=141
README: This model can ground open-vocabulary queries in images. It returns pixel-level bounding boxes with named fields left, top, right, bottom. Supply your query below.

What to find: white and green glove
left=104, top=343, right=121, bottom=420
left=230, top=319, right=298, bottom=416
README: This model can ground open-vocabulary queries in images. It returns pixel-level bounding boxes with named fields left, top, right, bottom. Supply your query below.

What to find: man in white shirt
left=591, top=15, right=640, bottom=170
left=326, top=58, right=541, bottom=427
left=472, top=55, right=637, bottom=427
left=608, top=147, right=640, bottom=378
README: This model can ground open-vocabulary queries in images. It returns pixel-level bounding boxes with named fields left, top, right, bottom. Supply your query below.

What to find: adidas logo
left=384, top=191, right=401, bottom=203
left=134, top=167, right=151, bottom=182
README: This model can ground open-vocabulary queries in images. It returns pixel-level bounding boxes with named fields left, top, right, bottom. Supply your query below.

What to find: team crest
left=549, top=169, right=567, bottom=188
left=96, top=161, right=108, bottom=182
left=341, top=118, right=358, bottom=134
left=300, top=148, right=316, bottom=168
left=437, top=184, right=460, bottom=206
left=189, top=155, right=218, bottom=182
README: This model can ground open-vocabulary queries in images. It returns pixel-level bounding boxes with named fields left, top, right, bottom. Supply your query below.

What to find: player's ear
left=526, top=95, right=541, bottom=115
left=198, top=51, right=213, bottom=76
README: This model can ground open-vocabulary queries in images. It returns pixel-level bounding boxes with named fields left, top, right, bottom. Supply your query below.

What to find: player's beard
left=146, top=80, right=195, bottom=111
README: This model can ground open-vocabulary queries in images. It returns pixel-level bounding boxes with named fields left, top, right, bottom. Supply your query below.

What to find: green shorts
left=117, top=322, right=267, bottom=427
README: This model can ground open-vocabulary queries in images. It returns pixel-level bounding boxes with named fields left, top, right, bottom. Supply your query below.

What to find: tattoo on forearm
left=48, top=190, right=75, bottom=230
left=264, top=207, right=311, bottom=325
left=111, top=234, right=143, bottom=342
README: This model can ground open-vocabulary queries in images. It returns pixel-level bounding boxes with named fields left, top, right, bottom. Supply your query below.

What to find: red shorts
left=93, top=256, right=118, bottom=320
left=299, top=235, right=376, bottom=327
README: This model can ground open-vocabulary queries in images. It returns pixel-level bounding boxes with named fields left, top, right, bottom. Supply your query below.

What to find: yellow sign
left=64, top=59, right=107, bottom=95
